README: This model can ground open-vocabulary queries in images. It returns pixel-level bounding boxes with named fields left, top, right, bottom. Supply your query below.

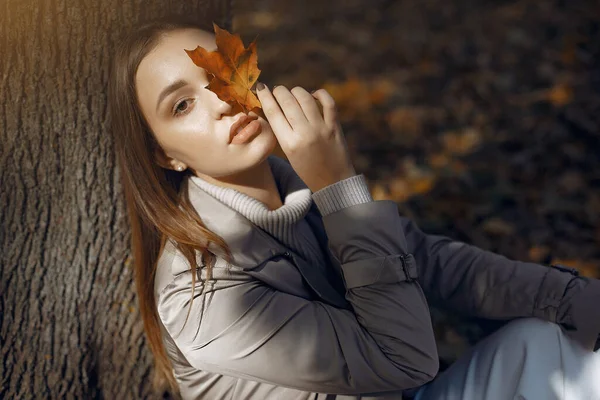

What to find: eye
left=172, top=98, right=195, bottom=117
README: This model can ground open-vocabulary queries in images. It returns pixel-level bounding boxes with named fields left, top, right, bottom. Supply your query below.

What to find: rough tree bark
left=1, top=0, right=231, bottom=398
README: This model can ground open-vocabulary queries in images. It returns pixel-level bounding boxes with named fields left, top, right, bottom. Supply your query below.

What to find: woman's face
left=135, top=28, right=277, bottom=179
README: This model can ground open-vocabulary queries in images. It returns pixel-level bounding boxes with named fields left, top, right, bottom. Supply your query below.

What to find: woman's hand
left=255, top=83, right=357, bottom=193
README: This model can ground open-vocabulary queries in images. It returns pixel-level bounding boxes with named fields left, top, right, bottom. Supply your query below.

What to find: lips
left=229, top=115, right=259, bottom=143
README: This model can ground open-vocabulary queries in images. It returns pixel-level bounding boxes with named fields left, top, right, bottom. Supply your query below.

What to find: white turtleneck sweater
left=188, top=155, right=373, bottom=271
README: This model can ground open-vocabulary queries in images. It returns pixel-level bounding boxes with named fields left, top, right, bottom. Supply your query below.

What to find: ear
left=154, top=145, right=175, bottom=170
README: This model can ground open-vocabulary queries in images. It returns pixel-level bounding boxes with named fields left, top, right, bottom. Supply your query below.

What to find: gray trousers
left=413, top=318, right=600, bottom=400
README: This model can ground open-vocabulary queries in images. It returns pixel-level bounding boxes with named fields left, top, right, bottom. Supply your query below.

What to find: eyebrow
left=156, top=79, right=188, bottom=112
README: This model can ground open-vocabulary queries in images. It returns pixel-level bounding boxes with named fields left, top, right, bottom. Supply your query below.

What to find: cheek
left=180, top=109, right=214, bottom=142
left=170, top=111, right=219, bottom=154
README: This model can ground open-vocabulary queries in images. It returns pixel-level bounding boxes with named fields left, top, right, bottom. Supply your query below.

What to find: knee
left=470, top=318, right=565, bottom=371
left=496, top=317, right=562, bottom=349
left=503, top=317, right=561, bottom=334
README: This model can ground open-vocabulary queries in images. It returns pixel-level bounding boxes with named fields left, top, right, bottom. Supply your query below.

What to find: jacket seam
left=533, top=266, right=551, bottom=317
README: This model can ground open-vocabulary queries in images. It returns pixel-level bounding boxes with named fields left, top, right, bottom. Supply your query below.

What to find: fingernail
left=257, top=82, right=265, bottom=91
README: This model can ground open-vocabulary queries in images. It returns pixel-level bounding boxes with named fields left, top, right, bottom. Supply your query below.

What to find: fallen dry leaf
left=547, top=83, right=573, bottom=107
left=528, top=245, right=551, bottom=263
left=370, top=182, right=394, bottom=201
left=481, top=217, right=516, bottom=236
left=323, top=78, right=371, bottom=119
left=441, top=129, right=482, bottom=156
left=386, top=107, right=423, bottom=136
left=185, top=23, right=262, bottom=114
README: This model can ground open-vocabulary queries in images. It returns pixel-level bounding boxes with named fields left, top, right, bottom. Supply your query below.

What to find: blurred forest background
left=233, top=0, right=600, bottom=368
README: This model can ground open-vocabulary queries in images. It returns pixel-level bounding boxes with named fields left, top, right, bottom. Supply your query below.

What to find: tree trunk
left=0, top=1, right=231, bottom=398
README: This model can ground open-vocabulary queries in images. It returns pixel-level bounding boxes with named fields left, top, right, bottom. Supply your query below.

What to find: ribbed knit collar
left=188, top=155, right=313, bottom=235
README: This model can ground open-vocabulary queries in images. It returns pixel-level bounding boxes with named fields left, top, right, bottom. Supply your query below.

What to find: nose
left=218, top=103, right=233, bottom=118
left=212, top=94, right=233, bottom=118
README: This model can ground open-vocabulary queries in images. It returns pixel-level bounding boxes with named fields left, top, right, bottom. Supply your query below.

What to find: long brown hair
left=107, top=16, right=233, bottom=397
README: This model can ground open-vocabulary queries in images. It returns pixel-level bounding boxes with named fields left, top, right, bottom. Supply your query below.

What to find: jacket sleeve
left=156, top=199, right=439, bottom=394
left=399, top=217, right=600, bottom=350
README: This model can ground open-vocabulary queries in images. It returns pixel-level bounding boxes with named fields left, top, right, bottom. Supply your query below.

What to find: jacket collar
left=185, top=163, right=349, bottom=309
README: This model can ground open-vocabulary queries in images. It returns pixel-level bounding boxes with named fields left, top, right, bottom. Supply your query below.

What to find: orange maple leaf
left=185, top=23, right=262, bottom=114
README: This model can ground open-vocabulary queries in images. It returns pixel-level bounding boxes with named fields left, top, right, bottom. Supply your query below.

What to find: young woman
left=108, top=16, right=600, bottom=400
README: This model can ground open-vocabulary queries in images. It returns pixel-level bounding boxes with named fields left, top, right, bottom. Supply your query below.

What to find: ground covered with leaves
left=233, top=0, right=600, bottom=368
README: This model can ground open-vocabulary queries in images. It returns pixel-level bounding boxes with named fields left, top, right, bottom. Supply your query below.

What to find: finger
left=271, top=85, right=309, bottom=130
left=311, top=89, right=338, bottom=130
left=256, top=83, right=292, bottom=137
left=290, top=86, right=323, bottom=125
